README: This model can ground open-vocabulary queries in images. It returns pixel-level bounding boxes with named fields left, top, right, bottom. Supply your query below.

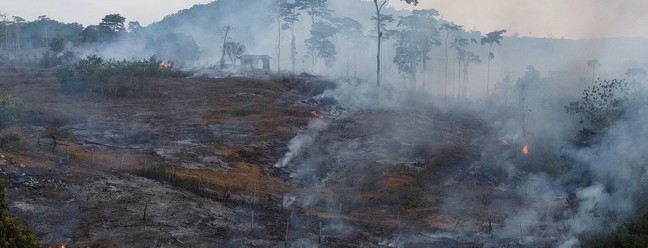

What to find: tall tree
left=440, top=23, right=462, bottom=98
left=334, top=17, right=363, bottom=78
left=220, top=25, right=231, bottom=69
left=480, top=29, right=506, bottom=98
left=305, top=21, right=337, bottom=70
left=371, top=12, right=395, bottom=85
left=275, top=0, right=287, bottom=73
left=100, top=14, right=126, bottom=33
left=82, top=14, right=126, bottom=43
left=373, top=0, right=388, bottom=87
left=516, top=65, right=540, bottom=137
left=451, top=36, right=468, bottom=97
left=280, top=2, right=301, bottom=73
left=224, top=41, right=246, bottom=64
left=462, top=51, right=481, bottom=98
left=127, top=21, right=141, bottom=32
left=37, top=15, right=51, bottom=47
left=296, top=0, right=333, bottom=72
left=393, top=9, right=441, bottom=89
left=587, top=59, right=600, bottom=82
left=0, top=13, right=8, bottom=51
left=372, top=0, right=418, bottom=87
left=12, top=16, right=25, bottom=51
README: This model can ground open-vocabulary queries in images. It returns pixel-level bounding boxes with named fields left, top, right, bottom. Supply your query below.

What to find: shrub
left=0, top=178, right=40, bottom=248
left=233, top=106, right=263, bottom=117
left=586, top=212, right=648, bottom=248
left=565, top=79, right=634, bottom=131
left=0, top=133, right=26, bottom=153
left=55, top=55, right=189, bottom=97
left=0, top=97, right=23, bottom=130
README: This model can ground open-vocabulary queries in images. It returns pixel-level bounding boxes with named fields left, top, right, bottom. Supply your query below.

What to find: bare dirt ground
left=0, top=67, right=559, bottom=247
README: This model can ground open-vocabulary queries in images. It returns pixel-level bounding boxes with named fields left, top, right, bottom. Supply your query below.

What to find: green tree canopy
left=100, top=14, right=126, bottom=33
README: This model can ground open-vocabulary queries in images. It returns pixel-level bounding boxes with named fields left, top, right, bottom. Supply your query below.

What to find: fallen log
left=84, top=139, right=128, bottom=149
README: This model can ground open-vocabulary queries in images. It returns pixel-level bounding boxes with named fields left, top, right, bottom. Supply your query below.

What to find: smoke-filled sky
left=2, top=0, right=648, bottom=39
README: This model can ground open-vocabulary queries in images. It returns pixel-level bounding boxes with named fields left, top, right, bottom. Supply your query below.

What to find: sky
left=2, top=0, right=648, bottom=39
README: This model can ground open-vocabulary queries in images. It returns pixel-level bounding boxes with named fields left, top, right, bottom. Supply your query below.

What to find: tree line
left=272, top=0, right=507, bottom=98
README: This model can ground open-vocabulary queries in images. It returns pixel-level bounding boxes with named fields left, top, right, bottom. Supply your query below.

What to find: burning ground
left=0, top=65, right=600, bottom=248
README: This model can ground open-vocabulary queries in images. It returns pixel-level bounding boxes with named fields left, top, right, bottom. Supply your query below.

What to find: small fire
left=310, top=111, right=324, bottom=119
left=48, top=243, right=65, bottom=248
left=159, top=61, right=172, bottom=69
left=522, top=145, right=529, bottom=155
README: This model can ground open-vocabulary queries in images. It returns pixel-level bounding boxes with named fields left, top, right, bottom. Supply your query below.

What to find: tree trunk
left=444, top=33, right=449, bottom=98
left=311, top=13, right=316, bottom=73
left=220, top=26, right=230, bottom=69
left=463, top=63, right=469, bottom=98
left=487, top=44, right=493, bottom=98
left=457, top=60, right=462, bottom=98
left=463, top=63, right=470, bottom=98
left=452, top=53, right=456, bottom=97
left=346, top=35, right=350, bottom=78
left=277, top=13, right=281, bottom=73
left=376, top=17, right=381, bottom=87
left=374, top=0, right=387, bottom=87
left=291, top=26, right=296, bottom=73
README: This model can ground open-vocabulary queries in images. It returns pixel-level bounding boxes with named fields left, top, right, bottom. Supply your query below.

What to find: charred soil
left=0, top=67, right=559, bottom=247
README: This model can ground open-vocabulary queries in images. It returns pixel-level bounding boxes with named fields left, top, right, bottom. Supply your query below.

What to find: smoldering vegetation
left=1, top=0, right=648, bottom=247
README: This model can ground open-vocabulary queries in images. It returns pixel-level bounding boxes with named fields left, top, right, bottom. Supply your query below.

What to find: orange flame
left=159, top=61, right=171, bottom=69
left=310, top=111, right=324, bottom=119
left=61, top=243, right=66, bottom=248
left=522, top=145, right=529, bottom=155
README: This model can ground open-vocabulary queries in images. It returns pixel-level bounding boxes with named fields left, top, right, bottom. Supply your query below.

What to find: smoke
left=39, top=0, right=648, bottom=246
left=274, top=119, right=328, bottom=168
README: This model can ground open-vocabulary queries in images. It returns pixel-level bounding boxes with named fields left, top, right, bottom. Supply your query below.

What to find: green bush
left=0, top=178, right=40, bottom=248
left=0, top=133, right=24, bottom=153
left=233, top=106, right=263, bottom=117
left=55, top=55, right=189, bottom=97
left=586, top=212, right=648, bottom=248
left=0, top=97, right=23, bottom=130
left=565, top=79, right=634, bottom=131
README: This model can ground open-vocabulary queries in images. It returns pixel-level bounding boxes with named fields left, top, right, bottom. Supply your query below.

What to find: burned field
left=0, top=66, right=579, bottom=247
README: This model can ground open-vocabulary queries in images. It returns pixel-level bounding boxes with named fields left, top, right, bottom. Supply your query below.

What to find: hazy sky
left=2, top=0, right=647, bottom=39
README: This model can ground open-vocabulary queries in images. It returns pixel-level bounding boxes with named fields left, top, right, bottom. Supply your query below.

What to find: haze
left=3, top=0, right=648, bottom=39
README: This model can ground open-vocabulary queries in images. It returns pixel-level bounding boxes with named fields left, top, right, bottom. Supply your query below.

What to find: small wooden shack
left=240, top=55, right=272, bottom=73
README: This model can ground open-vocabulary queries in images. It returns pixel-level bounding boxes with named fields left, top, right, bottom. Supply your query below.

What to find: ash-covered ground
left=0, top=67, right=585, bottom=248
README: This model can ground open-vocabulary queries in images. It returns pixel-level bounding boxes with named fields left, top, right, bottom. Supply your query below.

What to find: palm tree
left=440, top=23, right=462, bottom=99
left=587, top=59, right=600, bottom=82
left=480, top=29, right=506, bottom=98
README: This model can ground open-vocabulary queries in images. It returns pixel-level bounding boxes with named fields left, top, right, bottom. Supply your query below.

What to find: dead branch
left=84, top=139, right=128, bottom=149
left=170, top=233, right=185, bottom=244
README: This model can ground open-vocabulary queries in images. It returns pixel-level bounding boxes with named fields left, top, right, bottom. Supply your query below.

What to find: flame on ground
left=522, top=145, right=529, bottom=155
left=159, top=61, right=172, bottom=69
left=310, top=111, right=324, bottom=119
left=48, top=243, right=65, bottom=248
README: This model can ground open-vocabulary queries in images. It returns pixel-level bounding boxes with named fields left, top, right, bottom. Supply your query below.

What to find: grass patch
left=233, top=106, right=263, bottom=117
left=0, top=97, right=23, bottom=129
left=0, top=133, right=24, bottom=153
left=137, top=163, right=207, bottom=197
